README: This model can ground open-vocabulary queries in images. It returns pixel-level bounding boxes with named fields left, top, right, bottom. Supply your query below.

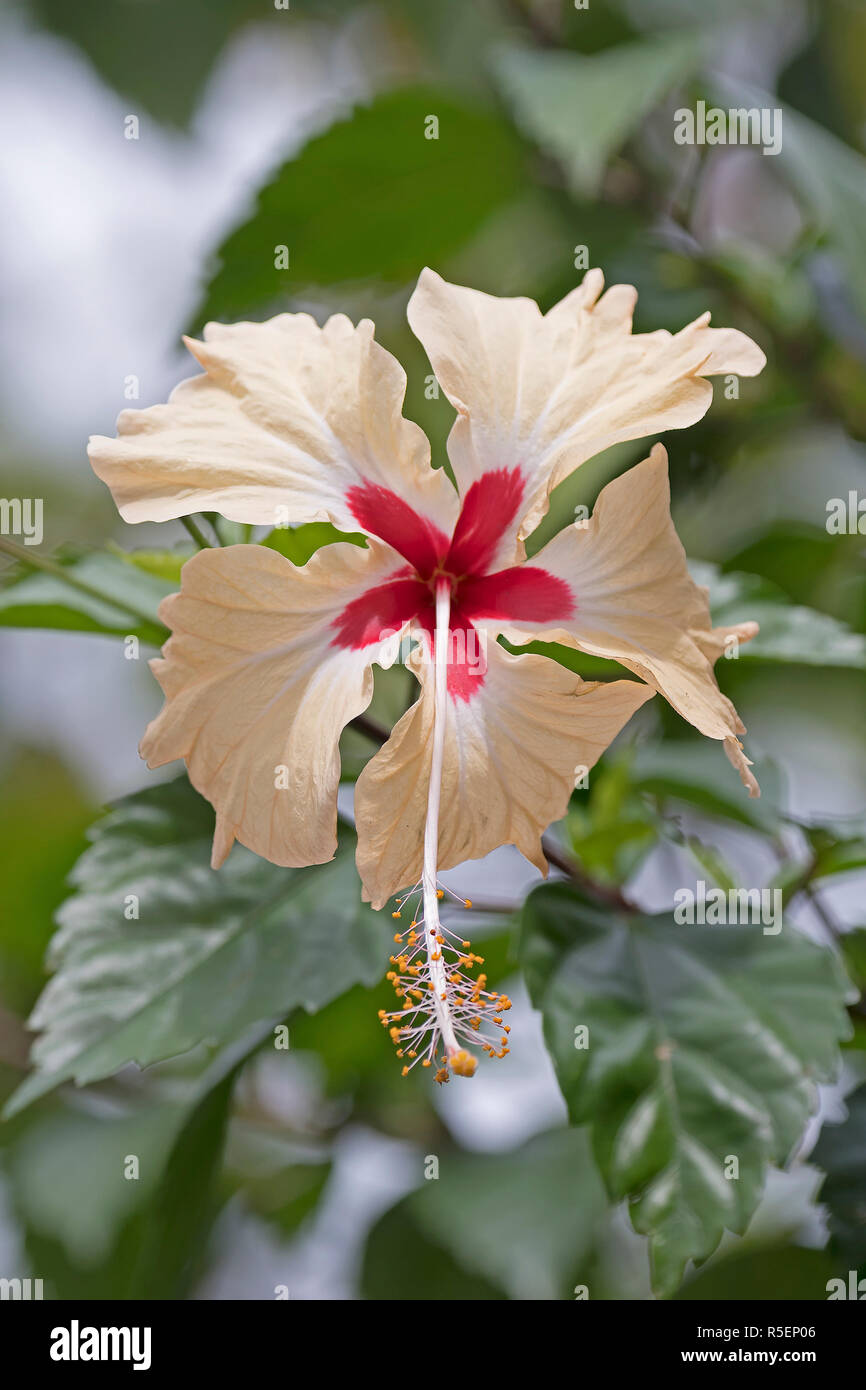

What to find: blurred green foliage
left=2, top=0, right=865, bottom=1301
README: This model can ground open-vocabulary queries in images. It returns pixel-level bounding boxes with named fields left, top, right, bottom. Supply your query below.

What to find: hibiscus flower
left=88, top=267, right=765, bottom=1079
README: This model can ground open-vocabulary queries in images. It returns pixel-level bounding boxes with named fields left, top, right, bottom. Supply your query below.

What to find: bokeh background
left=0, top=0, right=864, bottom=1300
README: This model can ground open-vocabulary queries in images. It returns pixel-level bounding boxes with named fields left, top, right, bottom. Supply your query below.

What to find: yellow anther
left=392, top=911, right=401, bottom=919
left=449, top=1049, right=477, bottom=1077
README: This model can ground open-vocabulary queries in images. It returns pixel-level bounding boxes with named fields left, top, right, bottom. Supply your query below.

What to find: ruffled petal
left=354, top=640, right=654, bottom=909
left=140, top=539, right=410, bottom=870
left=491, top=444, right=760, bottom=795
left=407, top=266, right=765, bottom=563
left=88, top=312, right=458, bottom=547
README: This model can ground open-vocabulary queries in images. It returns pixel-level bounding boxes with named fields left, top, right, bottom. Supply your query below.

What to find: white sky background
left=0, top=11, right=372, bottom=455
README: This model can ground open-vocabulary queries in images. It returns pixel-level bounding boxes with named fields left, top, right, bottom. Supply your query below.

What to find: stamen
left=377, top=579, right=512, bottom=1082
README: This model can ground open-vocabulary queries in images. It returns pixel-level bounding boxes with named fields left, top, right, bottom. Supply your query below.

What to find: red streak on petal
left=416, top=611, right=488, bottom=703
left=331, top=575, right=430, bottom=650
left=346, top=481, right=450, bottom=578
left=446, top=467, right=526, bottom=576
left=459, top=566, right=575, bottom=624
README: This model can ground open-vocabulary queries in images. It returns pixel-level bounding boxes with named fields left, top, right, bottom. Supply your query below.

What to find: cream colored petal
left=500, top=445, right=760, bottom=796
left=692, top=620, right=760, bottom=669
left=88, top=312, right=457, bottom=536
left=140, top=539, right=409, bottom=870
left=407, top=266, right=765, bottom=560
left=354, top=641, right=654, bottom=909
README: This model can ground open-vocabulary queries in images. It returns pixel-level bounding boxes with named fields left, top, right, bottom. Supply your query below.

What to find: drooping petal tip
left=724, top=736, right=761, bottom=798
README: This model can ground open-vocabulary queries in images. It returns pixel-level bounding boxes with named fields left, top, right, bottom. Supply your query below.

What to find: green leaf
left=1, top=1028, right=260, bottom=1298
left=226, top=1123, right=331, bottom=1238
left=0, top=550, right=172, bottom=645
left=363, top=1129, right=605, bottom=1300
left=362, top=1203, right=504, bottom=1301
left=411, top=1129, right=605, bottom=1300
left=28, top=0, right=258, bottom=129
left=195, top=87, right=525, bottom=324
left=678, top=834, right=739, bottom=895
left=0, top=749, right=94, bottom=1014
left=628, top=740, right=783, bottom=832
left=261, top=522, right=366, bottom=566
left=4, top=777, right=389, bottom=1117
left=4, top=1095, right=186, bottom=1268
left=677, top=1244, right=836, bottom=1301
left=126, top=1055, right=241, bottom=1296
left=812, top=1082, right=866, bottom=1268
left=695, top=561, right=866, bottom=669
left=494, top=34, right=699, bottom=198
left=840, top=929, right=866, bottom=991
left=568, top=756, right=659, bottom=887
left=803, top=816, right=866, bottom=880
left=521, top=882, right=852, bottom=1296
left=503, top=637, right=633, bottom=682
left=712, top=75, right=866, bottom=323
left=108, top=544, right=193, bottom=585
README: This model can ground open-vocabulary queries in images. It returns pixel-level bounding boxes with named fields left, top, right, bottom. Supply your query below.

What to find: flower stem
left=0, top=535, right=168, bottom=634
left=421, top=578, right=459, bottom=1058
left=203, top=513, right=228, bottom=545
left=180, top=516, right=213, bottom=550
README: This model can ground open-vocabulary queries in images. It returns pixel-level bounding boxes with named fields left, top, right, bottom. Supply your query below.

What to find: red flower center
left=331, top=468, right=574, bottom=700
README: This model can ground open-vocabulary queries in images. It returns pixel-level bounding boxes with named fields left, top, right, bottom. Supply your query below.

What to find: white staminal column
left=420, top=578, right=458, bottom=1058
